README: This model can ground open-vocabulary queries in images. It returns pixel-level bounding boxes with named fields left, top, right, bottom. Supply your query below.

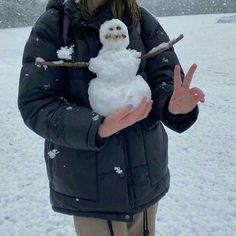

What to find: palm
left=168, top=64, right=205, bottom=115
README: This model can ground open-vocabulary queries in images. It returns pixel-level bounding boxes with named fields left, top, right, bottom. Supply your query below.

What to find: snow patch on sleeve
left=114, top=166, right=124, bottom=176
left=48, top=149, right=60, bottom=159
left=92, top=114, right=100, bottom=121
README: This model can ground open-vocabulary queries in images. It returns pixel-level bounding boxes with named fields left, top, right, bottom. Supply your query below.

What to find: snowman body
left=88, top=19, right=151, bottom=116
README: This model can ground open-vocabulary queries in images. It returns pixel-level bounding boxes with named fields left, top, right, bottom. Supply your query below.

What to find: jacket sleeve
left=140, top=7, right=199, bottom=133
left=18, top=9, right=108, bottom=150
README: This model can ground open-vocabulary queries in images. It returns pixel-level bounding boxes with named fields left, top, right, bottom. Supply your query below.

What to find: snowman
left=88, top=19, right=151, bottom=116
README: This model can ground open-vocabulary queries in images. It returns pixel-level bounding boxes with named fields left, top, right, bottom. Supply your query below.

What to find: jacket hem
left=50, top=184, right=169, bottom=222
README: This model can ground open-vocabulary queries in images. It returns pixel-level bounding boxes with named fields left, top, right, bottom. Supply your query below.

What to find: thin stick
left=36, top=61, right=89, bottom=67
left=141, top=34, right=184, bottom=59
left=35, top=34, right=184, bottom=68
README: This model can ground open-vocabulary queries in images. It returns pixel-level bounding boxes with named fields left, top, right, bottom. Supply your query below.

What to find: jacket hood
left=46, top=0, right=65, bottom=12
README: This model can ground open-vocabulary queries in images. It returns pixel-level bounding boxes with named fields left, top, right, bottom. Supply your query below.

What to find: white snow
left=60, top=96, right=69, bottom=104
left=92, top=114, right=100, bottom=121
left=52, top=60, right=64, bottom=64
left=148, top=42, right=169, bottom=54
left=88, top=19, right=151, bottom=116
left=35, top=57, right=47, bottom=70
left=57, top=45, right=74, bottom=60
left=43, top=84, right=51, bottom=90
left=114, top=166, right=124, bottom=175
left=99, top=19, right=130, bottom=51
left=48, top=149, right=60, bottom=159
left=0, top=13, right=235, bottom=236
left=161, top=57, right=169, bottom=63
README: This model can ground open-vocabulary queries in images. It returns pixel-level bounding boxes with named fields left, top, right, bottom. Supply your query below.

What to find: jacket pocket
left=141, top=122, right=168, bottom=186
left=132, top=165, right=152, bottom=202
left=97, top=171, right=130, bottom=212
left=46, top=142, right=98, bottom=201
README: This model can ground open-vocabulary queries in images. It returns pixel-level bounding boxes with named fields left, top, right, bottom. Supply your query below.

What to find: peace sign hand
left=168, top=64, right=205, bottom=115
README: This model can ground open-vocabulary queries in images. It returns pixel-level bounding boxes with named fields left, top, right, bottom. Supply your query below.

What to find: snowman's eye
left=109, top=27, right=114, bottom=31
left=116, top=26, right=121, bottom=30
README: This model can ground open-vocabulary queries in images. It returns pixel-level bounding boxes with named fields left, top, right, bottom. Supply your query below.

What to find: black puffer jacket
left=18, top=0, right=199, bottom=222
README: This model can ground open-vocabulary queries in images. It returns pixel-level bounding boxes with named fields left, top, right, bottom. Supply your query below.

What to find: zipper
left=122, top=131, right=135, bottom=209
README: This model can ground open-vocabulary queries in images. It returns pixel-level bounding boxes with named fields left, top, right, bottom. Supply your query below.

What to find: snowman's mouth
left=105, top=34, right=127, bottom=40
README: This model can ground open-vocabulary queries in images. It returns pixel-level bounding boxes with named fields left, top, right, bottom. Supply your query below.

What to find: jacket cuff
left=95, top=132, right=108, bottom=144
left=88, top=115, right=110, bottom=151
left=161, top=96, right=199, bottom=133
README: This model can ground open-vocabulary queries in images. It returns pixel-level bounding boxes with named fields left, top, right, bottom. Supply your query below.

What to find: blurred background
left=0, top=0, right=236, bottom=28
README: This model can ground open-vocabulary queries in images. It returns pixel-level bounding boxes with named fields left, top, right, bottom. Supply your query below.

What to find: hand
left=98, top=97, right=153, bottom=138
left=168, top=64, right=205, bottom=115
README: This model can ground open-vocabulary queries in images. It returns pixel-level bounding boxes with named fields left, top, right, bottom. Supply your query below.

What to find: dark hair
left=78, top=0, right=140, bottom=26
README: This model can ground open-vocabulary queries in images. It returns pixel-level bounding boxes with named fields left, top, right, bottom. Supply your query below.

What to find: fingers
left=121, top=97, right=153, bottom=124
left=107, top=97, right=153, bottom=127
left=108, top=104, right=133, bottom=121
left=174, top=65, right=182, bottom=89
left=123, top=97, right=148, bottom=123
left=190, top=87, right=205, bottom=103
left=135, top=99, right=153, bottom=121
left=182, top=64, right=197, bottom=89
left=141, top=99, right=153, bottom=120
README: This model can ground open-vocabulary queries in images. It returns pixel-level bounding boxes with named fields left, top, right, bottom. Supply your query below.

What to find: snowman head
left=100, top=19, right=129, bottom=51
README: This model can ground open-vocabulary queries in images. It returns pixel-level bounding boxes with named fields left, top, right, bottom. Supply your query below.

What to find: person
left=17, top=0, right=205, bottom=235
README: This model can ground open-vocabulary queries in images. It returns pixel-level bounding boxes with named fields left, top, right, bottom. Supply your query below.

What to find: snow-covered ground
left=0, top=13, right=235, bottom=236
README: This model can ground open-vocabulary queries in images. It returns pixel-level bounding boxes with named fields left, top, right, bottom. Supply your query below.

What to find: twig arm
left=35, top=61, right=89, bottom=67
left=141, top=34, right=184, bottom=59
left=35, top=34, right=184, bottom=68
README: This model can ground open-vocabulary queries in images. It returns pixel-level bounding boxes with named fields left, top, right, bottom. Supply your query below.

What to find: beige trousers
left=73, top=203, right=158, bottom=236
